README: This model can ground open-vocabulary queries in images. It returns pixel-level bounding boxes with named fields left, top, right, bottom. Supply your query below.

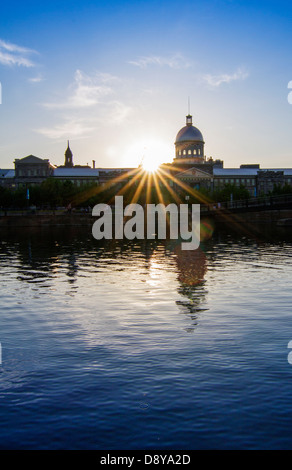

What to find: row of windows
left=55, top=179, right=97, bottom=186
left=259, top=178, right=292, bottom=185
left=14, top=179, right=97, bottom=188
left=214, top=178, right=256, bottom=185
left=70, top=179, right=99, bottom=186
left=215, top=178, right=292, bottom=187
left=178, top=149, right=202, bottom=156
left=18, top=169, right=47, bottom=177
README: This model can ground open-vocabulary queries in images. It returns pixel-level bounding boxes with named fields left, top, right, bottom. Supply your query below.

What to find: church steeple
left=64, top=140, right=73, bottom=168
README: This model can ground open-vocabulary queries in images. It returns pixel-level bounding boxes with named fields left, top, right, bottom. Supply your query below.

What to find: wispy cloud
left=43, top=70, right=114, bottom=109
left=129, top=54, right=191, bottom=69
left=0, top=39, right=38, bottom=67
left=36, top=118, right=95, bottom=140
left=37, top=100, right=133, bottom=140
left=28, top=75, right=44, bottom=83
left=106, top=100, right=133, bottom=124
left=36, top=70, right=132, bottom=139
left=201, top=67, right=249, bottom=87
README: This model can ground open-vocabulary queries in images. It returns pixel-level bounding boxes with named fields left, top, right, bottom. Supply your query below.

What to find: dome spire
left=186, top=97, right=192, bottom=126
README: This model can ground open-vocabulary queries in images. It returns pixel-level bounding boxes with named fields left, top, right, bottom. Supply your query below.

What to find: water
left=0, top=222, right=292, bottom=449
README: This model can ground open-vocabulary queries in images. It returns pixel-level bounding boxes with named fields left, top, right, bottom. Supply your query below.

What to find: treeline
left=0, top=178, right=291, bottom=209
left=270, top=183, right=292, bottom=195
left=0, top=178, right=164, bottom=209
left=0, top=179, right=98, bottom=209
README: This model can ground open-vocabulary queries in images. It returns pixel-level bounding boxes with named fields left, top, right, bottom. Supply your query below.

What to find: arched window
left=188, top=150, right=192, bottom=155
left=183, top=150, right=186, bottom=155
left=193, top=149, right=197, bottom=155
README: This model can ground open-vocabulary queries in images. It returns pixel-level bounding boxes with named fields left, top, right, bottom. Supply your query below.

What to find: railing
left=201, top=193, right=292, bottom=214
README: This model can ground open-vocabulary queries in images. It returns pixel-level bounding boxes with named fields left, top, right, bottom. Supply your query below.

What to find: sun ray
left=69, top=156, right=259, bottom=244
left=158, top=166, right=212, bottom=205
left=152, top=171, right=165, bottom=204
left=146, top=172, right=153, bottom=204
left=71, top=167, right=142, bottom=206
left=155, top=169, right=182, bottom=205
left=130, top=170, right=148, bottom=204
left=159, top=166, right=262, bottom=240
left=108, top=167, right=145, bottom=204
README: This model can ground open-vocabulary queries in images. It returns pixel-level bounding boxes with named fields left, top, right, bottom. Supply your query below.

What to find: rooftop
left=214, top=168, right=292, bottom=176
left=53, top=168, right=99, bottom=177
left=0, top=169, right=15, bottom=178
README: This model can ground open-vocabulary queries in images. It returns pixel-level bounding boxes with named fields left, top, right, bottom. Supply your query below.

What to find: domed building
left=170, top=114, right=263, bottom=198
left=174, top=114, right=205, bottom=163
left=169, top=113, right=223, bottom=193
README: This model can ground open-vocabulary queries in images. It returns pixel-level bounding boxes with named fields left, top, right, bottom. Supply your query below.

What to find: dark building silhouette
left=14, top=155, right=54, bottom=186
left=64, top=141, right=73, bottom=168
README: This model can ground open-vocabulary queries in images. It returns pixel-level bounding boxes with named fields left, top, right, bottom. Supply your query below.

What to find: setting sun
left=142, top=155, right=160, bottom=173
left=122, top=138, right=171, bottom=171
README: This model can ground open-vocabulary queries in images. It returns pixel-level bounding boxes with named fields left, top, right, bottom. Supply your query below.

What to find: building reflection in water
left=173, top=243, right=208, bottom=332
left=1, top=226, right=210, bottom=331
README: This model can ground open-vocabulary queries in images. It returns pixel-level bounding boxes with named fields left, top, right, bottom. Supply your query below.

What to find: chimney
left=92, top=160, right=95, bottom=169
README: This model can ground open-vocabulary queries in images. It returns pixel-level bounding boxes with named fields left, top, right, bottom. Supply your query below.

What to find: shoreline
left=0, top=209, right=292, bottom=228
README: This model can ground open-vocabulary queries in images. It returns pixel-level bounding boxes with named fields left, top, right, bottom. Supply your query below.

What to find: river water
left=0, top=220, right=292, bottom=449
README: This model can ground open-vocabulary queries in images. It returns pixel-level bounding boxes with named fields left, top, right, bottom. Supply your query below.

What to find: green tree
left=212, top=184, right=250, bottom=202
left=271, top=183, right=292, bottom=195
left=0, top=186, right=12, bottom=207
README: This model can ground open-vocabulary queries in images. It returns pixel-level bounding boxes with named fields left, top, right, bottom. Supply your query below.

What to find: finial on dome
left=186, top=96, right=193, bottom=126
left=186, top=114, right=192, bottom=126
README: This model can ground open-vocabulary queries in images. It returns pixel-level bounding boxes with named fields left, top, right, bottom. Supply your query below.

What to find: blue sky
left=0, top=0, right=292, bottom=169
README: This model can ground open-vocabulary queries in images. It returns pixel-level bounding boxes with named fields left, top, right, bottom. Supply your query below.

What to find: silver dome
left=175, top=125, right=204, bottom=144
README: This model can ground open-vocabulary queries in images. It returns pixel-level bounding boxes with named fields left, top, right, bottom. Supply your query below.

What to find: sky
left=0, top=0, right=292, bottom=170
